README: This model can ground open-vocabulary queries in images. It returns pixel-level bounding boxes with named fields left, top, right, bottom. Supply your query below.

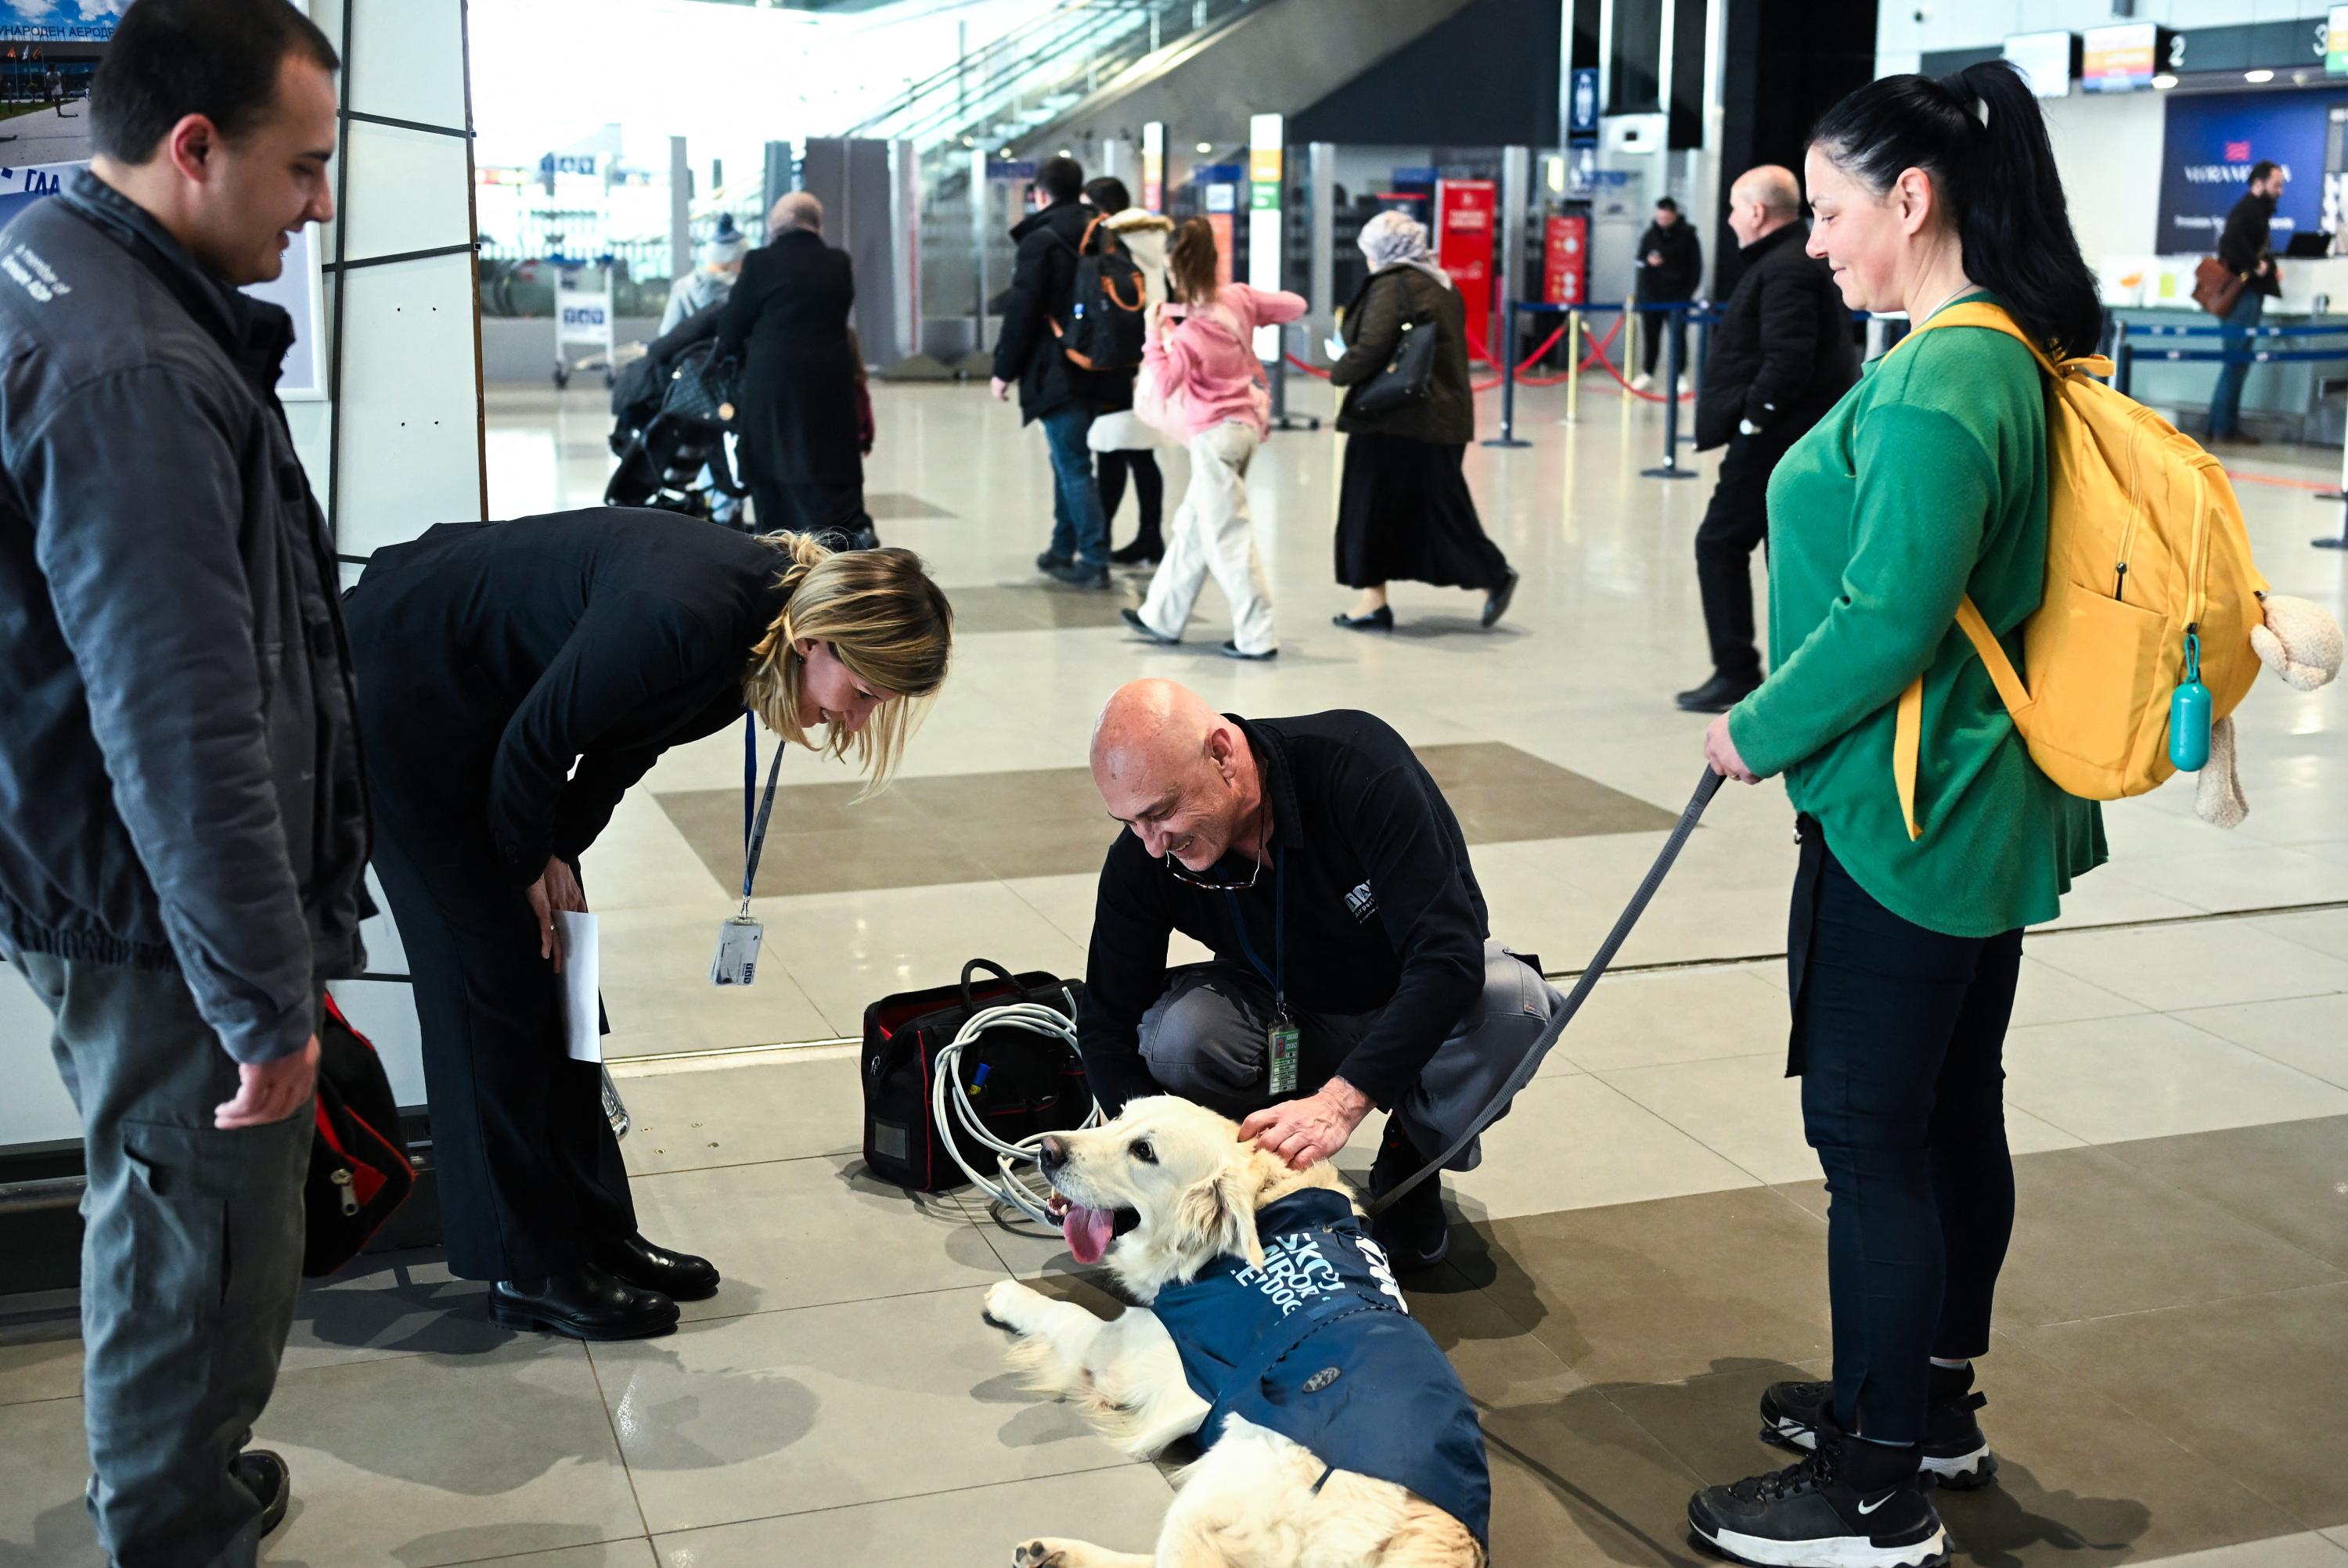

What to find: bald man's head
left=1727, top=165, right=1802, bottom=247
left=769, top=190, right=823, bottom=239
left=1092, top=680, right=1264, bottom=873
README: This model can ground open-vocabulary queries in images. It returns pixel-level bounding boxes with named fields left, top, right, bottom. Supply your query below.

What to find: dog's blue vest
left=1149, top=1188, right=1491, bottom=1545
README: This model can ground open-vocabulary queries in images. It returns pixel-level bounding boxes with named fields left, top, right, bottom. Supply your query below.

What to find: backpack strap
left=1882, top=302, right=2059, bottom=840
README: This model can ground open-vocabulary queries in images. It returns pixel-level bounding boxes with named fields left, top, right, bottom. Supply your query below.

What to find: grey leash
left=1363, top=768, right=1727, bottom=1220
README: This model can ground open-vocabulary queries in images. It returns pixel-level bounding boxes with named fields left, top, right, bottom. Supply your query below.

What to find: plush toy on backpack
left=2192, top=592, right=2345, bottom=829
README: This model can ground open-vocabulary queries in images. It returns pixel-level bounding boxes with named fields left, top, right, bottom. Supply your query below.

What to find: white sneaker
left=1632, top=372, right=1655, bottom=392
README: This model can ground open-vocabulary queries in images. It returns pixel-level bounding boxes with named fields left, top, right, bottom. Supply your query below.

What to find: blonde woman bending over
left=344, top=511, right=951, bottom=1340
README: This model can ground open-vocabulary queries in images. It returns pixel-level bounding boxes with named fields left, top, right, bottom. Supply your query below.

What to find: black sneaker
left=1120, top=606, right=1179, bottom=646
left=1046, top=560, right=1112, bottom=590
left=1367, top=1122, right=1449, bottom=1271
left=1219, top=640, right=1277, bottom=661
left=1759, top=1380, right=1999, bottom=1492
left=1689, top=1433, right=1949, bottom=1568
left=1035, top=550, right=1072, bottom=574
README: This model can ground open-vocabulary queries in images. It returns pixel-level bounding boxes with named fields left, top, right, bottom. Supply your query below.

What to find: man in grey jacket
left=0, top=3, right=364, bottom=1562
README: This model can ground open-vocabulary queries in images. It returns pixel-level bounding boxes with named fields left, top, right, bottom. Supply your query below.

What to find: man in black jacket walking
left=2209, top=160, right=2285, bottom=444
left=992, top=155, right=1114, bottom=588
left=1676, top=167, right=1859, bottom=714
left=0, top=3, right=363, bottom=1558
left=1633, top=196, right=1702, bottom=390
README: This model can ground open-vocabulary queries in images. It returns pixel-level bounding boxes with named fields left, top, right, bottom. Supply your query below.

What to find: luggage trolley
left=553, top=260, right=618, bottom=390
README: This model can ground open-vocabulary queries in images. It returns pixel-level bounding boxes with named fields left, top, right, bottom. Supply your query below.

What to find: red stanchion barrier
left=1519, top=316, right=1619, bottom=386
left=1284, top=353, right=1332, bottom=380
left=1583, top=318, right=1693, bottom=404
left=1289, top=320, right=1569, bottom=393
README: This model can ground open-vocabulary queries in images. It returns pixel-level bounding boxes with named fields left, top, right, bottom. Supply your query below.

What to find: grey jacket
left=0, top=171, right=369, bottom=1063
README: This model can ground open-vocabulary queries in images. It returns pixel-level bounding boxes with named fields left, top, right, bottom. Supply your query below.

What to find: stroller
left=604, top=304, right=747, bottom=525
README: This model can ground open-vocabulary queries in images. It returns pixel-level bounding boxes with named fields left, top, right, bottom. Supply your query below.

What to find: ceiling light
left=2151, top=74, right=2177, bottom=89
left=2245, top=69, right=2274, bottom=83
left=960, top=135, right=974, bottom=147
left=1195, top=141, right=1212, bottom=153
left=1058, top=148, right=1071, bottom=157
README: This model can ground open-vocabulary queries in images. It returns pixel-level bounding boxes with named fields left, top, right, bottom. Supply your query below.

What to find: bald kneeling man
left=1075, top=679, right=1564, bottom=1270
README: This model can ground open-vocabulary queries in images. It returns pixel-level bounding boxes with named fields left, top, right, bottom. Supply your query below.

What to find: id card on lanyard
left=712, top=713, right=782, bottom=986
left=1223, top=845, right=1299, bottom=1095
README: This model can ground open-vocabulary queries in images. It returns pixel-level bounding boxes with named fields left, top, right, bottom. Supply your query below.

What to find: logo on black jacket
left=1345, top=881, right=1377, bottom=922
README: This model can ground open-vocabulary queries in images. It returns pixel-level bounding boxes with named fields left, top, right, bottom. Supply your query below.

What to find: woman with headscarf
left=1327, top=210, right=1518, bottom=633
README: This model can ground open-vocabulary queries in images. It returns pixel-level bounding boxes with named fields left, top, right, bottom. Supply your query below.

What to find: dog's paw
left=1012, top=1539, right=1070, bottom=1568
left=984, top=1278, right=1038, bottom=1329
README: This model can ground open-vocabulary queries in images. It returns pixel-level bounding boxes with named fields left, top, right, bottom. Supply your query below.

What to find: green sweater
left=1727, top=295, right=2105, bottom=937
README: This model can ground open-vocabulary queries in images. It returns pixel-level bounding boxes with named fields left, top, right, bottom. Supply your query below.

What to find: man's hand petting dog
left=1239, top=1077, right=1373, bottom=1170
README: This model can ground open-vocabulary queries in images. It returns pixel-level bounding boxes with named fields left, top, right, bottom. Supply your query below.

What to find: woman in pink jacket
left=1120, top=218, right=1305, bottom=660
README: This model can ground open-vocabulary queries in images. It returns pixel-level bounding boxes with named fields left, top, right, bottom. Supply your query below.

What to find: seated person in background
left=1077, top=679, right=1563, bottom=1271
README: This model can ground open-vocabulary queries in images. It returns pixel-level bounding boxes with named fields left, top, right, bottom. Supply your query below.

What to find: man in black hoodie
left=2209, top=160, right=2285, bottom=444
left=992, top=154, right=1114, bottom=588
left=1676, top=166, right=1857, bottom=713
left=1633, top=196, right=1703, bottom=390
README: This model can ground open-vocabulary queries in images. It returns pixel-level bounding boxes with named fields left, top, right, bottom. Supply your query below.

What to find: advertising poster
left=0, top=1, right=119, bottom=165
left=1435, top=178, right=1496, bottom=359
left=2155, top=88, right=2343, bottom=254
left=1543, top=213, right=1586, bottom=306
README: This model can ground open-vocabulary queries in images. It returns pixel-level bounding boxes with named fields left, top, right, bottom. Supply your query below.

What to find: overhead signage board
left=2083, top=23, right=2159, bottom=93
left=1247, top=113, right=1283, bottom=357
left=2154, top=88, right=2333, bottom=254
left=2004, top=30, right=2075, bottom=99
left=1568, top=67, right=1600, bottom=138
left=2330, top=6, right=2348, bottom=75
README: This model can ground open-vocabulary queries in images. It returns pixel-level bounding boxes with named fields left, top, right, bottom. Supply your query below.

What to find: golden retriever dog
left=981, top=1095, right=1488, bottom=1568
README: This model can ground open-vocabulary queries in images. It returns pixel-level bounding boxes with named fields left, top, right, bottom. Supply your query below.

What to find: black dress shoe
left=1120, top=606, right=1179, bottom=645
left=232, top=1449, right=292, bottom=1538
left=488, top=1264, right=680, bottom=1340
left=1110, top=538, right=1163, bottom=566
left=1481, top=567, right=1520, bottom=630
left=1333, top=605, right=1394, bottom=632
left=1046, top=559, right=1112, bottom=589
left=595, top=1232, right=721, bottom=1301
left=1367, top=1122, right=1449, bottom=1271
left=1674, top=671, right=1762, bottom=714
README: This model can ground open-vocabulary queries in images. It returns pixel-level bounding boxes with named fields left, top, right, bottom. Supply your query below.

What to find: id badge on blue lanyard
left=713, top=714, right=782, bottom=986
left=1225, top=845, right=1298, bottom=1095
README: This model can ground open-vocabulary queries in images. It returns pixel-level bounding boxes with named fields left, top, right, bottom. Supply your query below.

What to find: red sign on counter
left=1543, top=213, right=1588, bottom=306
left=1435, top=178, right=1496, bottom=361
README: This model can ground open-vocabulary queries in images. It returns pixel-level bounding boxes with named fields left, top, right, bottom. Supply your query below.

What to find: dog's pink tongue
left=1062, top=1205, right=1115, bottom=1265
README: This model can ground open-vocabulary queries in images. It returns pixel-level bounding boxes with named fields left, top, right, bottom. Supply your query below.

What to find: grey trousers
left=13, top=953, right=313, bottom=1568
left=1136, top=940, right=1562, bottom=1171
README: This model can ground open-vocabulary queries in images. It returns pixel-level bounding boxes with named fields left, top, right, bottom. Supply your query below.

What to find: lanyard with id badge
left=1223, top=845, right=1299, bottom=1095
left=711, top=714, right=783, bottom=985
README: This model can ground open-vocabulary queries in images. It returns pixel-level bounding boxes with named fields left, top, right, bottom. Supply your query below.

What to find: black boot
left=1760, top=1368, right=1999, bottom=1491
left=489, top=1264, right=680, bottom=1341
left=595, top=1232, right=722, bottom=1302
left=1675, top=669, right=1762, bottom=714
left=1367, top=1121, right=1449, bottom=1271
left=1110, top=535, right=1163, bottom=566
left=1689, top=1416, right=1950, bottom=1567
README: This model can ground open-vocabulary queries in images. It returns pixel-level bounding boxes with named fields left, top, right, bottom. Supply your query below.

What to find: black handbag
left=1349, top=312, right=1440, bottom=417
left=304, top=994, right=416, bottom=1277
left=860, top=958, right=1091, bottom=1194
left=660, top=340, right=739, bottom=430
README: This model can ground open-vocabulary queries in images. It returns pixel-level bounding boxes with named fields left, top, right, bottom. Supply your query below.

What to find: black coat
left=1693, top=223, right=1858, bottom=452
left=715, top=230, right=862, bottom=487
left=343, top=509, right=790, bottom=885
left=991, top=198, right=1107, bottom=423
left=1331, top=264, right=1475, bottom=445
left=1634, top=219, right=1702, bottom=302
left=2218, top=192, right=2281, bottom=297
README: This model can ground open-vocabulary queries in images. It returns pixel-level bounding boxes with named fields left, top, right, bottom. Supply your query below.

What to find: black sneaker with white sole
left=1689, top=1436, right=1950, bottom=1568
left=1759, top=1379, right=2000, bottom=1492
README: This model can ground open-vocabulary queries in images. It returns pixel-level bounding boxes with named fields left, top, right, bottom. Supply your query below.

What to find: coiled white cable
left=929, top=994, right=1099, bottom=1226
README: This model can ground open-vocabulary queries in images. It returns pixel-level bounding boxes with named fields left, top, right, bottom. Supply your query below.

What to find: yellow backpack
left=1891, top=302, right=2268, bottom=840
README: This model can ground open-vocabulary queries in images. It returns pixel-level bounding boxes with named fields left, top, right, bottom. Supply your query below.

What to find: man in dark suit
left=2209, top=160, right=2285, bottom=445
left=991, top=154, right=1113, bottom=588
left=1676, top=166, right=1859, bottom=714
left=715, top=190, right=874, bottom=544
left=1633, top=196, right=1703, bottom=390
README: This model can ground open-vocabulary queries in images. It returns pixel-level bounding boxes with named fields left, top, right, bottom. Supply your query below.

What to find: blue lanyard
left=1222, top=844, right=1287, bottom=1009
left=740, top=713, right=783, bottom=911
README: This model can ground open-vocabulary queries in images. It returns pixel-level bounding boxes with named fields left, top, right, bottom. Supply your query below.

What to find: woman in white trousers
left=1122, top=218, right=1305, bottom=661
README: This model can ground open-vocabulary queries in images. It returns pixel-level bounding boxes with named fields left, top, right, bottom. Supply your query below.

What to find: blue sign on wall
left=1569, top=67, right=1601, bottom=137
left=2155, top=88, right=2337, bottom=254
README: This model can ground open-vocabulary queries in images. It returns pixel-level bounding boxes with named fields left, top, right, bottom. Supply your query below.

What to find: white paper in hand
left=556, top=910, right=602, bottom=1063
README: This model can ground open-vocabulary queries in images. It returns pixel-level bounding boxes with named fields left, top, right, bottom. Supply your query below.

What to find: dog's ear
left=1173, top=1168, right=1262, bottom=1269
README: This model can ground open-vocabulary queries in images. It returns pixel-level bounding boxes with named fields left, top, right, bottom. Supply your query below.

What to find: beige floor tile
left=2007, top=955, right=2149, bottom=1028
left=0, top=1309, right=79, bottom=1408
left=609, top=1048, right=865, bottom=1173
left=589, top=1285, right=1134, bottom=1535
left=0, top=1391, right=104, bottom=1566
left=2253, top=907, right=2348, bottom=962
left=578, top=789, right=731, bottom=913
left=648, top=1467, right=1169, bottom=1566
left=469, top=1543, right=659, bottom=1568
left=2108, top=1537, right=2348, bottom=1568
left=1595, top=1052, right=1813, bottom=1183
left=2024, top=920, right=2348, bottom=1012
left=1543, top=963, right=1788, bottom=1076
left=2170, top=993, right=2348, bottom=1090
left=1000, top=870, right=1216, bottom=966
left=2029, top=874, right=2206, bottom=932
left=2096, top=1115, right=2348, bottom=1271
left=1443, top=1074, right=1762, bottom=1223
left=624, top=1153, right=1007, bottom=1322
left=2003, top=1012, right=2348, bottom=1144
left=257, top=1336, right=646, bottom=1568
left=286, top=1250, right=506, bottom=1370
left=2325, top=1525, right=2348, bottom=1552
left=595, top=902, right=837, bottom=1056
left=2100, top=847, right=2348, bottom=915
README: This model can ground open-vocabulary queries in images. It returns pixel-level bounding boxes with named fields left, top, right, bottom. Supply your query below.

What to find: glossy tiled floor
left=3, top=374, right=2345, bottom=1566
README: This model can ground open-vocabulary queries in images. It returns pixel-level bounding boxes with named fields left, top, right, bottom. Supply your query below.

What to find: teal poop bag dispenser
left=2170, top=628, right=2212, bottom=772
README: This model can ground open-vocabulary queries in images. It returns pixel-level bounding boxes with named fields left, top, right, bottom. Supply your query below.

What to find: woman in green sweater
left=1686, top=62, right=2108, bottom=1568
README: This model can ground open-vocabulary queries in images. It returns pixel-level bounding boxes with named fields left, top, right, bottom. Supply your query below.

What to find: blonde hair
left=742, top=533, right=953, bottom=792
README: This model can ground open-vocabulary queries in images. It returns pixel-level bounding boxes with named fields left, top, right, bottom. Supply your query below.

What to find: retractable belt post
left=1640, top=303, right=1698, bottom=480
left=1482, top=300, right=1533, bottom=448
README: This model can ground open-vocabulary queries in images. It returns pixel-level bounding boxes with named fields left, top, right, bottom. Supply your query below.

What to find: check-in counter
left=2100, top=254, right=2348, bottom=444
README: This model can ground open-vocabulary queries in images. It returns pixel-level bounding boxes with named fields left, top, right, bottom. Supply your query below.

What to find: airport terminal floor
left=6, top=375, right=2348, bottom=1568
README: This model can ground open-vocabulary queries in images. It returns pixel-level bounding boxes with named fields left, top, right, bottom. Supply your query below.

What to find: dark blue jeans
left=1040, top=406, right=1110, bottom=567
left=2207, top=287, right=2264, bottom=438
left=1789, top=827, right=2022, bottom=1447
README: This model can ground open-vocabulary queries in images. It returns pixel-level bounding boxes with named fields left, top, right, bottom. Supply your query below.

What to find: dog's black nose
left=1038, top=1135, right=1068, bottom=1172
